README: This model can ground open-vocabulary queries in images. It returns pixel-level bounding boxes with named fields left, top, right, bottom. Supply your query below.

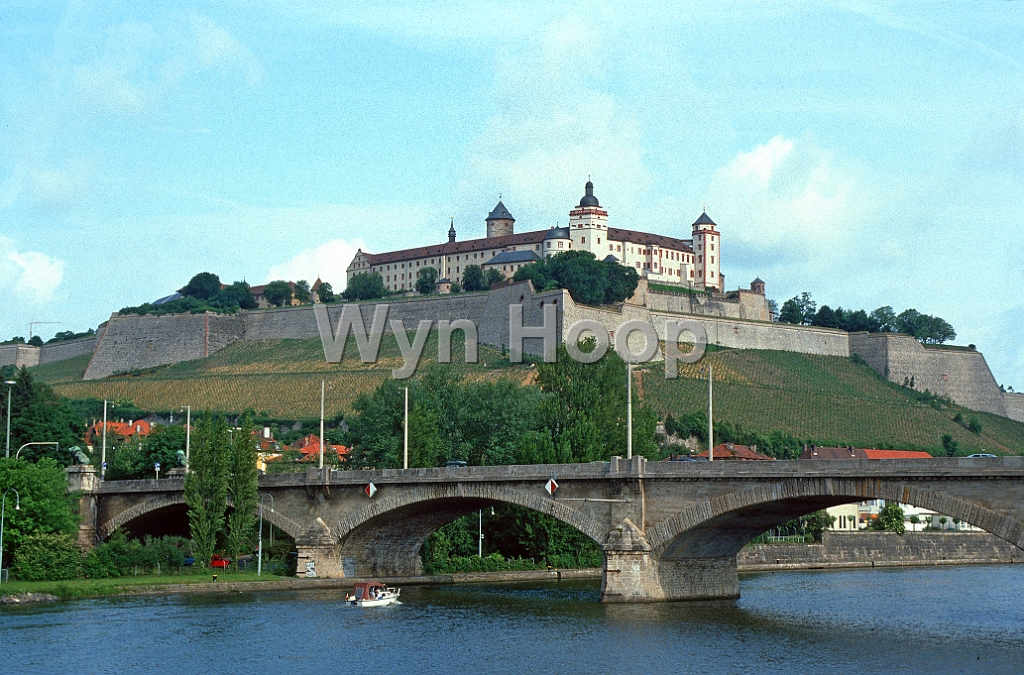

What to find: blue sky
left=1, top=2, right=1022, bottom=388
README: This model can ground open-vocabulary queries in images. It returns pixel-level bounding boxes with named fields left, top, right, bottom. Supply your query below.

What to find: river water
left=3, top=565, right=1023, bottom=674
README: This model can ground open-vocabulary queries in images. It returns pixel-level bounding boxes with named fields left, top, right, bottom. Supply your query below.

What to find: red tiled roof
left=696, top=443, right=774, bottom=460
left=799, top=445, right=933, bottom=460
left=87, top=420, right=152, bottom=443
left=863, top=449, right=933, bottom=459
left=358, top=227, right=695, bottom=266
left=292, top=434, right=348, bottom=461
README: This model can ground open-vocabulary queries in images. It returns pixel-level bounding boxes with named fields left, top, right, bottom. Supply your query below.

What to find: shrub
left=13, top=532, right=82, bottom=581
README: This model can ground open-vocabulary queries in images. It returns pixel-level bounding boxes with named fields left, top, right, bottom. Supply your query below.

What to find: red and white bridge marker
left=545, top=478, right=558, bottom=496
left=365, top=482, right=377, bottom=498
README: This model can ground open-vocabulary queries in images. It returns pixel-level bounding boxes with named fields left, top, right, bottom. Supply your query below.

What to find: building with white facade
left=345, top=181, right=724, bottom=294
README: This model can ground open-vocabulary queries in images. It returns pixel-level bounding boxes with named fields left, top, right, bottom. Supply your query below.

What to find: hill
left=33, top=334, right=529, bottom=419
left=640, top=349, right=1024, bottom=455
left=30, top=341, right=1024, bottom=455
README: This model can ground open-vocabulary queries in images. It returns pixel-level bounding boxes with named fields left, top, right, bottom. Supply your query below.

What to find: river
left=3, top=565, right=1023, bottom=674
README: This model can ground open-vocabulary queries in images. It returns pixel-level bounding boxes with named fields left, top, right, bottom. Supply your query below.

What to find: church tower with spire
left=568, top=180, right=608, bottom=255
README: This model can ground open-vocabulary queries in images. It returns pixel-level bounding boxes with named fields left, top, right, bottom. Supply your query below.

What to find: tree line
left=777, top=292, right=957, bottom=344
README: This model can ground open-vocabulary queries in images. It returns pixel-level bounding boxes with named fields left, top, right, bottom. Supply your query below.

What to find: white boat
left=346, top=581, right=401, bottom=607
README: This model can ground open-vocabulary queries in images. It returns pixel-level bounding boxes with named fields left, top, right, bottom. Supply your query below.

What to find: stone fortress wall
left=0, top=335, right=98, bottom=370
left=47, top=281, right=1023, bottom=423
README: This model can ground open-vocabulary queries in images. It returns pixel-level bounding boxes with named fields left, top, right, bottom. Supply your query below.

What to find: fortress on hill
left=347, top=181, right=728, bottom=295
left=2, top=180, right=1022, bottom=424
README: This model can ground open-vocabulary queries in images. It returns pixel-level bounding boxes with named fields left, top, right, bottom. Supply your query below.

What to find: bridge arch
left=328, top=482, right=607, bottom=577
left=646, top=477, right=1024, bottom=561
left=100, top=495, right=305, bottom=542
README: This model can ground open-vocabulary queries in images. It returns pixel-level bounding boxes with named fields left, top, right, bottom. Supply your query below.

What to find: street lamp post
left=4, top=380, right=15, bottom=458
left=257, top=494, right=275, bottom=576
left=15, top=442, right=58, bottom=460
left=179, top=406, right=191, bottom=472
left=1, top=487, right=20, bottom=584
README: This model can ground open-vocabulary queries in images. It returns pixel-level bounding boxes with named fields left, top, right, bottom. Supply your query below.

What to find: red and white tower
left=692, top=210, right=721, bottom=291
left=569, top=180, right=608, bottom=255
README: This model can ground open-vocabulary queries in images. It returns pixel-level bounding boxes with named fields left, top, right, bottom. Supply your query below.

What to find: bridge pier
left=295, top=518, right=344, bottom=578
left=66, top=465, right=101, bottom=549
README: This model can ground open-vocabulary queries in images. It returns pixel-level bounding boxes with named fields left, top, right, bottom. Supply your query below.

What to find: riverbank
left=4, top=532, right=1021, bottom=604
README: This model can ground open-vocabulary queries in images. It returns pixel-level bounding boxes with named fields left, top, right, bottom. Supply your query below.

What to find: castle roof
left=485, top=250, right=542, bottom=266
left=543, top=226, right=571, bottom=240
left=693, top=210, right=716, bottom=227
left=579, top=180, right=600, bottom=208
left=355, top=225, right=694, bottom=266
left=752, top=277, right=764, bottom=284
left=486, top=201, right=515, bottom=222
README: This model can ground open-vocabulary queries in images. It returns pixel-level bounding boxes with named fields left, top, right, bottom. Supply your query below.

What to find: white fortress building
left=346, top=181, right=723, bottom=294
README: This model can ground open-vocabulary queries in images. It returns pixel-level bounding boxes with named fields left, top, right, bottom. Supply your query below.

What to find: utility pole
left=319, top=380, right=325, bottom=470
left=403, top=387, right=409, bottom=470
left=708, top=366, right=714, bottom=462
left=626, top=361, right=633, bottom=460
left=101, top=400, right=108, bottom=479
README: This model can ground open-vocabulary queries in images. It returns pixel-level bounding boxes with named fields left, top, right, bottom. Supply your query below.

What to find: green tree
left=317, top=281, right=335, bottom=303
left=214, top=281, right=258, bottom=310
left=0, top=457, right=79, bottom=568
left=482, top=268, right=504, bottom=288
left=778, top=292, right=816, bottom=325
left=178, top=272, right=222, bottom=300
left=1, top=367, right=85, bottom=462
left=225, top=416, right=260, bottom=567
left=342, top=272, right=388, bottom=301
left=535, top=340, right=657, bottom=462
left=811, top=305, right=839, bottom=328
left=941, top=433, right=959, bottom=457
left=263, top=280, right=293, bottom=307
left=604, top=263, right=639, bottom=304
left=416, top=266, right=438, bottom=295
left=872, top=501, right=906, bottom=534
left=183, top=413, right=230, bottom=565
left=513, top=251, right=636, bottom=304
left=12, top=532, right=82, bottom=581
left=462, top=264, right=486, bottom=292
left=28, top=335, right=43, bottom=347
left=294, top=280, right=312, bottom=304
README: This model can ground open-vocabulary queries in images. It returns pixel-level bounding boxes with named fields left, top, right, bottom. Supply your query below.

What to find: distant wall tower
left=568, top=180, right=608, bottom=254
left=486, top=201, right=515, bottom=238
left=692, top=210, right=721, bottom=291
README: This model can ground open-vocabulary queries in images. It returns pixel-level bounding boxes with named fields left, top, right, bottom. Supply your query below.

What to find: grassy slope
left=36, top=335, right=529, bottom=418
left=32, top=342, right=1024, bottom=454
left=640, top=349, right=1024, bottom=455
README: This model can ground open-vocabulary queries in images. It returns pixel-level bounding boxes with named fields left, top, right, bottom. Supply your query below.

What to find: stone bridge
left=66, top=456, right=1024, bottom=601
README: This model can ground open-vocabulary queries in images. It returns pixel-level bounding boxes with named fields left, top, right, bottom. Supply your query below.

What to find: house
left=86, top=419, right=152, bottom=444
left=799, top=445, right=933, bottom=460
left=695, top=442, right=774, bottom=460
left=292, top=434, right=348, bottom=463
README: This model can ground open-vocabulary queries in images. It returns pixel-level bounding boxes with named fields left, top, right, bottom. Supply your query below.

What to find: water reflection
left=3, top=565, right=1023, bottom=675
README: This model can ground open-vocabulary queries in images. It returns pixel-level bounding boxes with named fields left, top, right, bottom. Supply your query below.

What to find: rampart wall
left=50, top=283, right=1022, bottom=423
left=1005, top=393, right=1024, bottom=424
left=642, top=286, right=770, bottom=322
left=0, top=344, right=40, bottom=369
left=849, top=332, right=1012, bottom=419
left=738, top=531, right=1024, bottom=570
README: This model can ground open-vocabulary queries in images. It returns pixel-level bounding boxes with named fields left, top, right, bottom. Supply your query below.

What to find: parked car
left=210, top=555, right=231, bottom=569
left=966, top=453, right=997, bottom=458
left=445, top=460, right=468, bottom=468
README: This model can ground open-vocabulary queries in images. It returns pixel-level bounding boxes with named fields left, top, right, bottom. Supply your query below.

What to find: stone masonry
left=72, top=456, right=1024, bottom=602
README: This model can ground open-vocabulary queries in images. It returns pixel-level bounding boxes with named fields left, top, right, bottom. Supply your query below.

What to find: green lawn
left=0, top=571, right=288, bottom=600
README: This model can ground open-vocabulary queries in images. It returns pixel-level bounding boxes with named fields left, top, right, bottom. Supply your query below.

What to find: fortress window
left=710, top=257, right=714, bottom=264
left=581, top=237, right=586, bottom=243
left=597, top=238, right=601, bottom=244
left=690, top=271, right=694, bottom=278
left=699, top=255, right=703, bottom=263
left=558, top=242, right=563, bottom=248
left=547, top=242, right=551, bottom=249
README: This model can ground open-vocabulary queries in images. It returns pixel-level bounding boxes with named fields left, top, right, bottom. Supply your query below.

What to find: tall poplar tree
left=184, top=413, right=229, bottom=565
left=225, top=415, right=260, bottom=567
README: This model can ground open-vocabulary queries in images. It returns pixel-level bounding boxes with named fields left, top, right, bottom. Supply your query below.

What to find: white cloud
left=0, top=236, right=66, bottom=304
left=457, top=17, right=653, bottom=220
left=706, top=135, right=873, bottom=251
left=265, top=237, right=367, bottom=291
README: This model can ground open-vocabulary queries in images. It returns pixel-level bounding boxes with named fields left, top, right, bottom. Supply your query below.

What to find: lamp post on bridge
left=1, top=487, right=19, bottom=584
left=258, top=493, right=275, bottom=576
left=15, top=442, right=58, bottom=460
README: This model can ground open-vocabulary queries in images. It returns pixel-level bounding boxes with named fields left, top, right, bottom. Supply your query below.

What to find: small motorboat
left=345, top=581, right=401, bottom=607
